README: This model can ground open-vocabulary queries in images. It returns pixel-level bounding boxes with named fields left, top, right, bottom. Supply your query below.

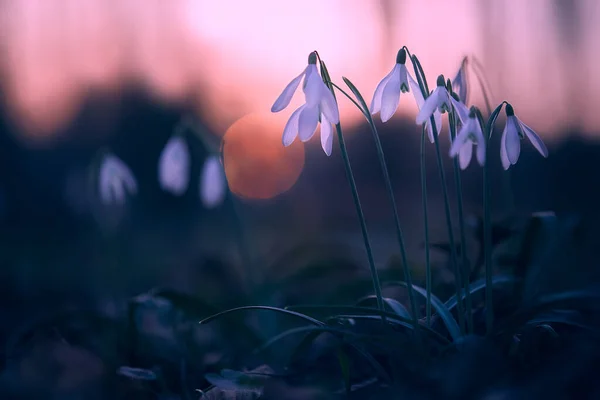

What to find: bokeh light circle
left=222, top=112, right=305, bottom=200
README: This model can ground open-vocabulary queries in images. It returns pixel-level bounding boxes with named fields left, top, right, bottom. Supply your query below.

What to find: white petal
left=298, top=105, right=319, bottom=142
left=433, top=110, right=442, bottom=137
left=371, top=64, right=397, bottom=114
left=450, top=96, right=469, bottom=125
left=380, top=64, right=402, bottom=123
left=408, top=73, right=424, bottom=107
left=476, top=140, right=486, bottom=166
left=282, top=105, right=305, bottom=146
left=505, top=116, right=521, bottom=165
left=200, top=156, right=227, bottom=209
left=110, top=180, right=126, bottom=205
left=500, top=124, right=511, bottom=170
left=320, top=115, right=333, bottom=156
left=99, top=154, right=137, bottom=205
left=271, top=66, right=307, bottom=113
left=452, top=64, right=468, bottom=104
left=449, top=120, right=473, bottom=157
left=399, top=64, right=410, bottom=92
left=302, top=65, right=323, bottom=107
left=459, top=141, right=473, bottom=170
left=158, top=136, right=190, bottom=196
left=424, top=109, right=442, bottom=144
left=519, top=120, right=548, bottom=157
left=319, top=86, right=340, bottom=124
left=416, top=89, right=440, bottom=125
left=426, top=123, right=435, bottom=143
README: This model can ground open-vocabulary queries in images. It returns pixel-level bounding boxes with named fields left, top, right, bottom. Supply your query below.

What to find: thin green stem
left=334, top=123, right=385, bottom=314
left=483, top=138, right=493, bottom=334
left=333, top=77, right=420, bottom=331
left=430, top=118, right=466, bottom=335
left=448, top=111, right=474, bottom=333
left=407, top=51, right=465, bottom=334
left=329, top=82, right=365, bottom=113
left=420, top=126, right=432, bottom=327
left=319, top=58, right=386, bottom=317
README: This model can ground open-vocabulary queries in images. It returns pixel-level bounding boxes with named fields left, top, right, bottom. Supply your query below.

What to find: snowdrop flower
left=408, top=74, right=441, bottom=143
left=98, top=153, right=138, bottom=205
left=271, top=52, right=339, bottom=156
left=416, top=75, right=453, bottom=127
left=449, top=91, right=470, bottom=127
left=370, top=49, right=411, bottom=123
left=452, top=57, right=469, bottom=104
left=449, top=106, right=486, bottom=169
left=200, top=155, right=227, bottom=208
left=500, top=104, right=549, bottom=170
left=158, top=136, right=190, bottom=196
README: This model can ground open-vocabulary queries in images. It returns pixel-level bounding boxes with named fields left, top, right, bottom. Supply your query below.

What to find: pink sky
left=1, top=0, right=599, bottom=145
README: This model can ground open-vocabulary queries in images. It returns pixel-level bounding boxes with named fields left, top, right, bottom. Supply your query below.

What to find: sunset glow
left=1, top=0, right=599, bottom=145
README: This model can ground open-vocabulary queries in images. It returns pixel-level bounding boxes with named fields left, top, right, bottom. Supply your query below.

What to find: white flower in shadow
left=98, top=153, right=137, bottom=205
left=200, top=155, right=227, bottom=208
left=158, top=136, right=190, bottom=196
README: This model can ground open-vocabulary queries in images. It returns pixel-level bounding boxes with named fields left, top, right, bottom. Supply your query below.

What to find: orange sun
left=222, top=112, right=305, bottom=200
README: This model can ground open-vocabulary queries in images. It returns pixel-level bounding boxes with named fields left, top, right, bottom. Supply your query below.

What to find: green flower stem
left=407, top=51, right=465, bottom=334
left=430, top=117, right=466, bottom=335
left=483, top=132, right=493, bottom=334
left=448, top=112, right=474, bottom=333
left=420, top=126, right=432, bottom=327
left=316, top=57, right=386, bottom=316
left=334, top=123, right=386, bottom=314
left=329, top=80, right=419, bottom=331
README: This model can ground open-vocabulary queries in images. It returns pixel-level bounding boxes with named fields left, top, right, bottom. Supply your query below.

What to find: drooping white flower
left=200, top=155, right=227, bottom=209
left=158, top=136, right=190, bottom=196
left=271, top=52, right=339, bottom=156
left=98, top=153, right=138, bottom=205
left=452, top=57, right=469, bottom=104
left=415, top=75, right=453, bottom=128
left=449, top=107, right=486, bottom=169
left=408, top=74, right=441, bottom=143
left=449, top=92, right=470, bottom=126
left=371, top=49, right=411, bottom=123
left=500, top=104, right=549, bottom=170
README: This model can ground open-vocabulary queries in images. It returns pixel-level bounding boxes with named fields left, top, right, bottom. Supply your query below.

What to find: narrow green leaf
left=356, top=295, right=412, bottom=320
left=341, top=76, right=369, bottom=116
left=485, top=102, right=505, bottom=140
left=444, top=275, right=517, bottom=311
left=384, top=281, right=462, bottom=341
left=199, top=305, right=324, bottom=327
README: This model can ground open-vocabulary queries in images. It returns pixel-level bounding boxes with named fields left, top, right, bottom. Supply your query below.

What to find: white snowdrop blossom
left=408, top=74, right=441, bottom=143
left=98, top=153, right=138, bottom=205
left=452, top=58, right=469, bottom=104
left=200, top=155, right=227, bottom=209
left=371, top=49, right=411, bottom=123
left=415, top=75, right=453, bottom=128
left=449, top=92, right=470, bottom=126
left=158, top=136, right=190, bottom=196
left=500, top=104, right=549, bottom=170
left=449, top=107, right=486, bottom=169
left=271, top=52, right=340, bottom=156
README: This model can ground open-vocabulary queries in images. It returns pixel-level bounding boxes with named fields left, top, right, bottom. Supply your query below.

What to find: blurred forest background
left=0, top=0, right=600, bottom=396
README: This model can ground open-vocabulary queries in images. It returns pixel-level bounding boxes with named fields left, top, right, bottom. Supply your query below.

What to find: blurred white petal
left=200, top=155, right=227, bottom=209
left=158, top=136, right=190, bottom=196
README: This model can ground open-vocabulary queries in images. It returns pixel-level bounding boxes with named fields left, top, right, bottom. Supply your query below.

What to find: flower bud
left=396, top=48, right=407, bottom=65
